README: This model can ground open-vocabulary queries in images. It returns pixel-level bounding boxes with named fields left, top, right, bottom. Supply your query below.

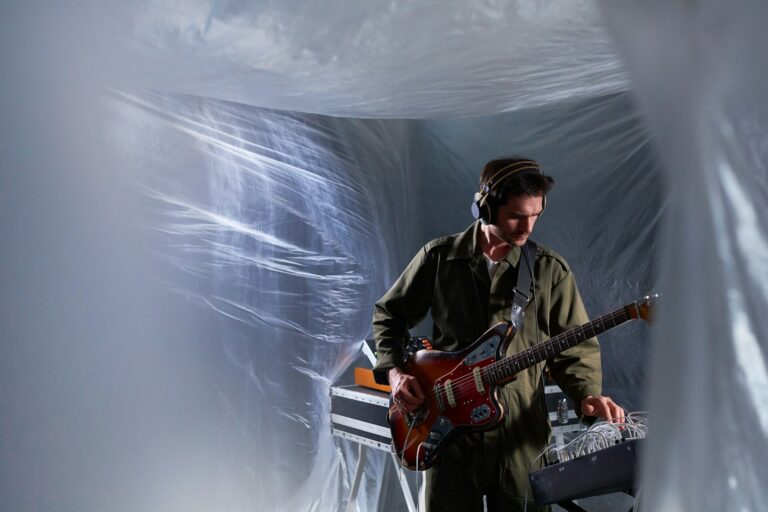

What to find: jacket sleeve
left=546, top=269, right=603, bottom=407
left=371, top=246, right=436, bottom=384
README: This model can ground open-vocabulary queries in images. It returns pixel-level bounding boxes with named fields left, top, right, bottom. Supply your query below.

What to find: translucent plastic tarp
left=601, top=0, right=768, bottom=510
left=2, top=1, right=766, bottom=511
left=122, top=0, right=630, bottom=118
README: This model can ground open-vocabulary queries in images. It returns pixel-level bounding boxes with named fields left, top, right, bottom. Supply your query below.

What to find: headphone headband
left=481, top=160, right=540, bottom=192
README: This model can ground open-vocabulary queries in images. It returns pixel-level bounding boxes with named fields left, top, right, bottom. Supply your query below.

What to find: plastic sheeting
left=122, top=0, right=630, bottom=118
left=602, top=0, right=768, bottom=510
left=1, top=1, right=766, bottom=512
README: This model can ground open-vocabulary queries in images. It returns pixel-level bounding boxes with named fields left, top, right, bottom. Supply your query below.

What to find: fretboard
left=482, top=305, right=632, bottom=385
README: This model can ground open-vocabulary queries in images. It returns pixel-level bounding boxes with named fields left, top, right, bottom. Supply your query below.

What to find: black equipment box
left=330, top=385, right=391, bottom=451
left=529, top=438, right=643, bottom=505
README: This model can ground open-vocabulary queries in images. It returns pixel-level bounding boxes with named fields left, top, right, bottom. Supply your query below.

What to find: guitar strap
left=509, top=240, right=536, bottom=331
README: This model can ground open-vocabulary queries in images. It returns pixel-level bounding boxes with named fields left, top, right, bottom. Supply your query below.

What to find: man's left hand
left=581, top=395, right=625, bottom=422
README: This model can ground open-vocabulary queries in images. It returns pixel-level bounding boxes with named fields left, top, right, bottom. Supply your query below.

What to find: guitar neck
left=486, top=304, right=636, bottom=384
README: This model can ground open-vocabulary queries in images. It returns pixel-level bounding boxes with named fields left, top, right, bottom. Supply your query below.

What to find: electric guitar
left=388, top=295, right=657, bottom=470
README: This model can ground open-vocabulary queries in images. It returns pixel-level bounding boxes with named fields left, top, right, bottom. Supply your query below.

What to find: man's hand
left=388, top=367, right=426, bottom=413
left=581, top=395, right=625, bottom=422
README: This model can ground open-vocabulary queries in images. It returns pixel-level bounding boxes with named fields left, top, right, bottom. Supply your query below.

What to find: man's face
left=489, top=194, right=543, bottom=247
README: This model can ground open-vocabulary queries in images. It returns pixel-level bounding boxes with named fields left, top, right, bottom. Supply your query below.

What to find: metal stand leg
left=345, top=444, right=367, bottom=512
left=390, top=452, right=418, bottom=512
left=557, top=501, right=588, bottom=512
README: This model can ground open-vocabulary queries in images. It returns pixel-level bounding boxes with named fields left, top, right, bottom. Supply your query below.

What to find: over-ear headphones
left=470, top=159, right=546, bottom=224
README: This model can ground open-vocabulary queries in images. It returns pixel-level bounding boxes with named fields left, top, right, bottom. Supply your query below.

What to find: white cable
left=415, top=442, right=424, bottom=512
left=398, top=417, right=423, bottom=512
left=546, top=412, right=649, bottom=463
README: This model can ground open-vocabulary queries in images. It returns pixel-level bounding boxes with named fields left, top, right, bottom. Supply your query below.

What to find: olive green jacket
left=372, top=221, right=602, bottom=408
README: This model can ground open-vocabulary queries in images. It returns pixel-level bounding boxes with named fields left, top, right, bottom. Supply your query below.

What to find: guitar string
left=416, top=309, right=628, bottom=405
left=469, top=310, right=625, bottom=393
left=475, top=310, right=626, bottom=388
left=428, top=310, right=626, bottom=401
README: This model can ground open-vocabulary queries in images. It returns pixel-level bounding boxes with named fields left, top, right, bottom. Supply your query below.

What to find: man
left=372, top=156, right=624, bottom=511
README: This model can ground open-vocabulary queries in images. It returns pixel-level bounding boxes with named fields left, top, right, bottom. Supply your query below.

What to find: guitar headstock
left=628, top=294, right=660, bottom=324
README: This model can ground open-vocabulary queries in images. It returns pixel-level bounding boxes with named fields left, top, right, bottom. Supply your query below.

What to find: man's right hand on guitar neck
left=388, top=367, right=426, bottom=413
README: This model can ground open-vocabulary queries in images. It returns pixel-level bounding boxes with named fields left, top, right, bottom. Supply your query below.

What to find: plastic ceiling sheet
left=123, top=0, right=630, bottom=118
left=2, top=0, right=767, bottom=511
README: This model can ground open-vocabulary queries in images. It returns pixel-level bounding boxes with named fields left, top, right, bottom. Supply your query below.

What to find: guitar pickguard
left=463, top=334, right=501, bottom=365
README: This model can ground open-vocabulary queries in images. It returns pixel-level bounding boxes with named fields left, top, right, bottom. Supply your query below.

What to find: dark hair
left=479, top=156, right=554, bottom=205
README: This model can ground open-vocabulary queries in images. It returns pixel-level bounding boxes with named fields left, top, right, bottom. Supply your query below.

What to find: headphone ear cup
left=471, top=194, right=494, bottom=224
left=471, top=192, right=483, bottom=221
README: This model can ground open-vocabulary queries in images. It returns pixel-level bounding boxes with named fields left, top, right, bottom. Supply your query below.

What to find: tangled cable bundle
left=546, top=412, right=649, bottom=463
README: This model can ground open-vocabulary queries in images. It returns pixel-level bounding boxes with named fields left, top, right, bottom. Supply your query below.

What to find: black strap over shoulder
left=509, top=240, right=537, bottom=331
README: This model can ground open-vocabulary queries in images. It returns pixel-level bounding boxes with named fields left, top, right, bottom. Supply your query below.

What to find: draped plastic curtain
left=2, top=1, right=766, bottom=511
left=602, top=1, right=768, bottom=510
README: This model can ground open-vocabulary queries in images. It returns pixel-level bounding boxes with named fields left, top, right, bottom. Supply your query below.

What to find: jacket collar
left=447, top=221, right=522, bottom=267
